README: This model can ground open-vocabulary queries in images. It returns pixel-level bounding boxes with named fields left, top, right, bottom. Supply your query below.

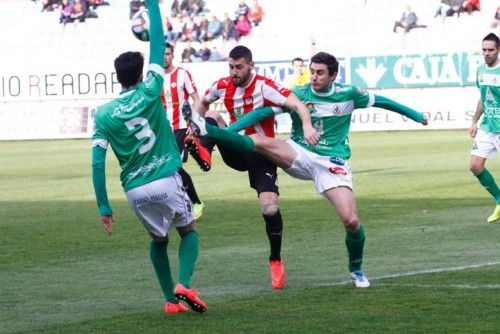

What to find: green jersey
left=477, top=63, right=500, bottom=133
left=289, top=83, right=373, bottom=159
left=92, top=67, right=181, bottom=192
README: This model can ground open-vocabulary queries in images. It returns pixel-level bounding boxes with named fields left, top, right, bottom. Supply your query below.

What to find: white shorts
left=125, top=174, right=194, bottom=237
left=471, top=129, right=500, bottom=159
left=284, top=140, right=353, bottom=194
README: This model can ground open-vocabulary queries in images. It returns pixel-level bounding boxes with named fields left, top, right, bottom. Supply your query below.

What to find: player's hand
left=100, top=215, right=116, bottom=235
left=469, top=124, right=478, bottom=138
left=422, top=114, right=428, bottom=126
left=303, top=125, right=320, bottom=147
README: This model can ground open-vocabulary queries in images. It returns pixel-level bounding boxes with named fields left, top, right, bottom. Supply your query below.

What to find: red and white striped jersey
left=204, top=73, right=291, bottom=137
left=162, top=67, right=197, bottom=130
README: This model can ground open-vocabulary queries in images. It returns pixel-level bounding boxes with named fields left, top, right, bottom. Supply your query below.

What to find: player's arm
left=283, top=93, right=319, bottom=146
left=147, top=0, right=165, bottom=68
left=469, top=99, right=483, bottom=138
left=373, top=95, right=428, bottom=125
left=91, top=143, right=115, bottom=235
left=226, top=106, right=276, bottom=132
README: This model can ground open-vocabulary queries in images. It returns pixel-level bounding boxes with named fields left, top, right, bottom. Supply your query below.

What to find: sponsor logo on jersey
left=306, top=103, right=317, bottom=113
left=171, top=82, right=177, bottom=88
left=244, top=97, right=253, bottom=105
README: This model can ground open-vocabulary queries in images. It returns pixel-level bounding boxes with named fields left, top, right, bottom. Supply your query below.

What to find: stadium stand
left=1, top=0, right=498, bottom=68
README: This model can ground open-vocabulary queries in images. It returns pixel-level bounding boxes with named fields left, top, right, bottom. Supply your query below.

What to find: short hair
left=310, top=52, right=338, bottom=76
left=166, top=42, right=174, bottom=52
left=229, top=45, right=252, bottom=62
left=483, top=33, right=500, bottom=48
left=114, top=51, right=144, bottom=88
left=291, top=57, right=304, bottom=64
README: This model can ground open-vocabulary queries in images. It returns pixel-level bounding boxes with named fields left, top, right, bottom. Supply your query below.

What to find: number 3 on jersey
left=125, top=117, right=156, bottom=154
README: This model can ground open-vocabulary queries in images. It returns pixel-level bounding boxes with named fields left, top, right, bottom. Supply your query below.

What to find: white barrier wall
left=0, top=61, right=479, bottom=140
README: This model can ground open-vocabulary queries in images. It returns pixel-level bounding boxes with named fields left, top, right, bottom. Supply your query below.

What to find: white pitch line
left=315, top=261, right=500, bottom=287
left=375, top=283, right=500, bottom=289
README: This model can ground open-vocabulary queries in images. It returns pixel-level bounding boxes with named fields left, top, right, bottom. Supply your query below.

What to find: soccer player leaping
left=184, top=51, right=427, bottom=288
left=91, top=0, right=206, bottom=314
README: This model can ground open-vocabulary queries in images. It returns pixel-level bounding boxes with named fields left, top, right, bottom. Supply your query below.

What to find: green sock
left=206, top=124, right=255, bottom=153
left=475, top=168, right=500, bottom=203
left=345, top=225, right=365, bottom=273
left=149, top=240, right=176, bottom=302
left=178, top=230, right=199, bottom=288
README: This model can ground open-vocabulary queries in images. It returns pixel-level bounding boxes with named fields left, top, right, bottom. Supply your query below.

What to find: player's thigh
left=248, top=153, right=279, bottom=195
left=218, top=144, right=250, bottom=171
left=252, top=135, right=296, bottom=169
left=125, top=174, right=194, bottom=238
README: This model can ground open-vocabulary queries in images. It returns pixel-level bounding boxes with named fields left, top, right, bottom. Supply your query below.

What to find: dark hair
left=310, top=52, right=338, bottom=76
left=292, top=57, right=304, bottom=64
left=114, top=51, right=144, bottom=88
left=229, top=45, right=252, bottom=62
left=166, top=42, right=174, bottom=52
left=483, top=33, right=500, bottom=48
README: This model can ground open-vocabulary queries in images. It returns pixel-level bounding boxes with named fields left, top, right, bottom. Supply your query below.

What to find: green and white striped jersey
left=289, top=83, right=374, bottom=160
left=477, top=62, right=500, bottom=133
left=92, top=66, right=181, bottom=192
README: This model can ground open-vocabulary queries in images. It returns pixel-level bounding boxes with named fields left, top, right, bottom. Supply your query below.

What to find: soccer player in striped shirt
left=162, top=42, right=207, bottom=219
left=184, top=51, right=427, bottom=288
left=193, top=45, right=319, bottom=289
left=91, top=0, right=206, bottom=314
left=469, top=32, right=500, bottom=223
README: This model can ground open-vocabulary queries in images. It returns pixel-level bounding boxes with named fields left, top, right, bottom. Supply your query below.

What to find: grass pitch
left=1, top=130, right=499, bottom=333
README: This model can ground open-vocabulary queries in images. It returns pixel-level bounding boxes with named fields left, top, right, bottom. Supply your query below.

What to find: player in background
left=91, top=0, right=206, bottom=315
left=283, top=57, right=311, bottom=89
left=193, top=45, right=319, bottom=290
left=184, top=51, right=427, bottom=287
left=469, top=32, right=500, bottom=223
left=162, top=42, right=208, bottom=219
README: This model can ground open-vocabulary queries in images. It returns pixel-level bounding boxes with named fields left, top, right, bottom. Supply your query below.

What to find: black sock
left=263, top=210, right=283, bottom=261
left=178, top=168, right=201, bottom=204
left=200, top=117, right=218, bottom=153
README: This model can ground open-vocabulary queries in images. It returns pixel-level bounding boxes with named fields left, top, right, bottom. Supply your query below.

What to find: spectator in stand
left=189, top=41, right=211, bottom=62
left=491, top=6, right=500, bottom=28
left=59, top=0, right=74, bottom=25
left=207, top=15, right=222, bottom=40
left=196, top=14, right=209, bottom=41
left=463, top=0, right=480, bottom=15
left=446, top=0, right=464, bottom=17
left=71, top=0, right=87, bottom=23
left=248, top=0, right=264, bottom=26
left=181, top=40, right=197, bottom=63
left=180, top=0, right=190, bottom=15
left=235, top=0, right=250, bottom=19
left=181, top=15, right=199, bottom=42
left=41, top=0, right=59, bottom=12
left=168, top=14, right=185, bottom=43
left=170, top=0, right=180, bottom=17
left=392, top=5, right=427, bottom=33
left=190, top=1, right=204, bottom=16
left=129, top=0, right=145, bottom=19
left=222, top=12, right=238, bottom=41
left=235, top=14, right=251, bottom=39
left=209, top=46, right=226, bottom=61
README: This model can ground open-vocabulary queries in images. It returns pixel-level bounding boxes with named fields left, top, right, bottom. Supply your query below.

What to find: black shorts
left=218, top=144, right=279, bottom=195
left=174, top=129, right=188, bottom=162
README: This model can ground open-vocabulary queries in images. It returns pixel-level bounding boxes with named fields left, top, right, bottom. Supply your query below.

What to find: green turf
left=1, top=130, right=499, bottom=333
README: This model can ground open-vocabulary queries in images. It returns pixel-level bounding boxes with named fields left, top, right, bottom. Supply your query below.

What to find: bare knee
left=469, top=159, right=485, bottom=175
left=261, top=203, right=279, bottom=216
left=342, top=216, right=359, bottom=232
